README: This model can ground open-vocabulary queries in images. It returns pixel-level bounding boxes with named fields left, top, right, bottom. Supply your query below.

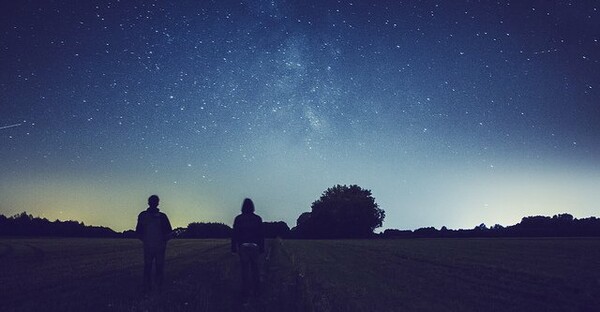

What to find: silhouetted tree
left=296, top=184, right=385, bottom=238
left=296, top=212, right=312, bottom=227
left=0, top=214, right=6, bottom=235
left=381, top=229, right=413, bottom=238
left=491, top=224, right=504, bottom=230
left=171, top=227, right=187, bottom=238
left=0, top=212, right=117, bottom=237
left=578, top=217, right=600, bottom=236
left=513, top=215, right=553, bottom=236
left=122, top=229, right=137, bottom=238
left=183, top=222, right=232, bottom=238
left=414, top=227, right=439, bottom=237
left=475, top=223, right=488, bottom=230
left=263, top=221, right=290, bottom=238
left=293, top=212, right=313, bottom=238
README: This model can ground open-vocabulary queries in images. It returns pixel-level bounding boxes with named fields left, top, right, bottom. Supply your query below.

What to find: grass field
left=0, top=238, right=599, bottom=311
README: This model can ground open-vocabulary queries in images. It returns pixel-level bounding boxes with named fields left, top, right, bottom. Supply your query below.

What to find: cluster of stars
left=0, top=0, right=598, bottom=230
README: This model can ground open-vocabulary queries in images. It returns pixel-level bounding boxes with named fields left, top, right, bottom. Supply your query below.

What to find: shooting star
left=0, top=123, right=23, bottom=130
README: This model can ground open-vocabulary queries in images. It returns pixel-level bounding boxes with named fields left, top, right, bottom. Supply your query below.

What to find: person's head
left=148, top=195, right=160, bottom=208
left=241, top=198, right=254, bottom=214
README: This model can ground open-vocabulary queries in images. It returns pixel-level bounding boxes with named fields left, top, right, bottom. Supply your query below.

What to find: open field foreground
left=0, top=238, right=599, bottom=311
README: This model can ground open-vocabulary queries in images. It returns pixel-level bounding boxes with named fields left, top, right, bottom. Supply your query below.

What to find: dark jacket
left=136, top=207, right=172, bottom=252
left=232, top=212, right=264, bottom=253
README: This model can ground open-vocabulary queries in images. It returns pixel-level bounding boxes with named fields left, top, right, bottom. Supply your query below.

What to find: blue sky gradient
left=1, top=0, right=599, bottom=231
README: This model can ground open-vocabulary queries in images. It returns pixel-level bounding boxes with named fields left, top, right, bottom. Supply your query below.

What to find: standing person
left=136, top=195, right=172, bottom=292
left=231, top=198, right=264, bottom=303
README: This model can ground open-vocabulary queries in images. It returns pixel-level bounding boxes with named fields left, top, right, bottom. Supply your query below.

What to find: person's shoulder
left=138, top=210, right=147, bottom=218
left=254, top=214, right=263, bottom=222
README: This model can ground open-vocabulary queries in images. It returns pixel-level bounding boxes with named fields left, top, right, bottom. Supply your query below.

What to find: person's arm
left=231, top=217, right=238, bottom=253
left=135, top=213, right=144, bottom=240
left=258, top=216, right=265, bottom=254
left=162, top=214, right=173, bottom=240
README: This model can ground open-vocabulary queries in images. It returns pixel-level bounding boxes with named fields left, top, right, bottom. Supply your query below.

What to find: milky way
left=1, top=0, right=599, bottom=231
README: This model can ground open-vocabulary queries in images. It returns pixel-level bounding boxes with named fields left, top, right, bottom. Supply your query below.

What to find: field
left=0, top=238, right=599, bottom=311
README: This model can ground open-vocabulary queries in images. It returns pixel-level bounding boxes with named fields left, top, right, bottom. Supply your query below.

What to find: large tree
left=297, top=184, right=385, bottom=238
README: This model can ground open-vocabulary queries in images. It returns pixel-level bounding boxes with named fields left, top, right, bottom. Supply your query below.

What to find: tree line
left=1, top=184, right=599, bottom=238
left=0, top=212, right=291, bottom=239
left=2, top=211, right=599, bottom=239
left=382, top=213, right=600, bottom=238
left=122, top=221, right=291, bottom=239
left=0, top=212, right=119, bottom=237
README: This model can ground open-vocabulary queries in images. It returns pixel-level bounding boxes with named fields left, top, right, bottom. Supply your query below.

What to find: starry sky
left=1, top=0, right=599, bottom=232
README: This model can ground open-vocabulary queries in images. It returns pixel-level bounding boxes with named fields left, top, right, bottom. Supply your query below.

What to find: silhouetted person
left=231, top=198, right=264, bottom=303
left=136, top=195, right=172, bottom=292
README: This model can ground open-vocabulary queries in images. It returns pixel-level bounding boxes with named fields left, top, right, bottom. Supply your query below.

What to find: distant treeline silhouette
left=121, top=223, right=235, bottom=239
left=381, top=214, right=600, bottom=238
left=162, top=221, right=290, bottom=239
left=0, top=212, right=118, bottom=237
left=2, top=212, right=599, bottom=238
left=0, top=212, right=291, bottom=239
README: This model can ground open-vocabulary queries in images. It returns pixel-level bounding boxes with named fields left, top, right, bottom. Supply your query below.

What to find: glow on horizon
left=1, top=1, right=599, bottom=232
left=2, top=158, right=599, bottom=232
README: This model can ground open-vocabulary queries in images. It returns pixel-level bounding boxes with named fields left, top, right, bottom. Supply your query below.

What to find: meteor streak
left=0, top=123, right=22, bottom=130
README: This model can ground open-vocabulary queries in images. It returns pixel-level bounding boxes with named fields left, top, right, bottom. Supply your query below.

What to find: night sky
left=1, top=0, right=599, bottom=232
